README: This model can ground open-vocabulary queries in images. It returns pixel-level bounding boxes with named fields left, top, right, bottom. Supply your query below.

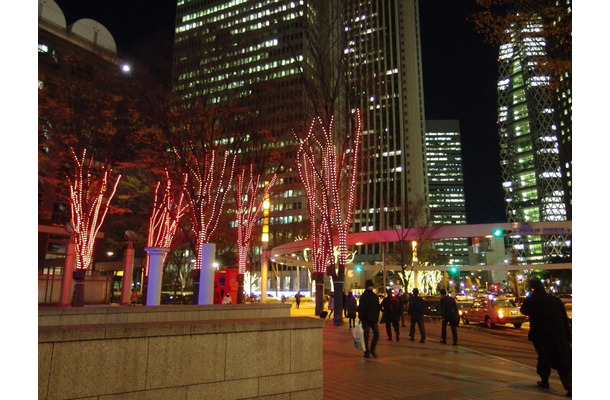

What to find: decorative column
left=120, top=241, right=135, bottom=305
left=196, top=243, right=216, bottom=305
left=144, top=247, right=169, bottom=306
left=236, top=274, right=245, bottom=304
left=59, top=235, right=75, bottom=307
left=71, top=268, right=86, bottom=307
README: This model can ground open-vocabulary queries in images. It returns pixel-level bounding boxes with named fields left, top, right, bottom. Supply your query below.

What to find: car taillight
left=498, top=309, right=504, bottom=319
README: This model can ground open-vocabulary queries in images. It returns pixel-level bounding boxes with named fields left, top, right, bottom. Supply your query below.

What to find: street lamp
left=260, top=182, right=270, bottom=302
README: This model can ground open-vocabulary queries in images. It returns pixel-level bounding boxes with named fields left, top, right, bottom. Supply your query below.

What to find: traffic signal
left=449, top=266, right=459, bottom=275
left=492, top=228, right=504, bottom=237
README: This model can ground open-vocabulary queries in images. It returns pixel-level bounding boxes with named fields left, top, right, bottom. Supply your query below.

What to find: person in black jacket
left=407, top=288, right=426, bottom=343
left=520, top=279, right=572, bottom=397
left=439, top=288, right=459, bottom=345
left=381, top=289, right=400, bottom=341
left=345, top=291, right=358, bottom=328
left=358, top=280, right=380, bottom=358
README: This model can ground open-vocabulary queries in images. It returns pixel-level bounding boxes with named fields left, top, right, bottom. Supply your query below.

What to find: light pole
left=260, top=184, right=270, bottom=302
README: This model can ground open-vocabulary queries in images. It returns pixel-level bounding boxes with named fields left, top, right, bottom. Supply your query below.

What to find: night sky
left=53, top=0, right=507, bottom=224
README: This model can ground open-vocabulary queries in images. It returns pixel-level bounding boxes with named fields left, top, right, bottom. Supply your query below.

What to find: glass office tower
left=496, top=2, right=571, bottom=264
left=425, top=120, right=468, bottom=267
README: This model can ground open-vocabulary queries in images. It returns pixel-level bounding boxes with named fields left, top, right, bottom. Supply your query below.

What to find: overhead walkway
left=270, top=221, right=572, bottom=271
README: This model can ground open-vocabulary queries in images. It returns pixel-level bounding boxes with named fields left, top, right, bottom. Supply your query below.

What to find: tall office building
left=172, top=1, right=428, bottom=273
left=496, top=1, right=571, bottom=264
left=344, top=0, right=428, bottom=266
left=425, top=120, right=468, bottom=267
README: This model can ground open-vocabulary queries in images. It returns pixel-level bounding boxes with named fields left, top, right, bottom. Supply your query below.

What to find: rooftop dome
left=38, top=0, right=66, bottom=29
left=68, top=18, right=117, bottom=55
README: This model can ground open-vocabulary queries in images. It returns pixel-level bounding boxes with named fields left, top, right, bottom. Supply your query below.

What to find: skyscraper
left=345, top=0, right=428, bottom=266
left=425, top=120, right=468, bottom=267
left=496, top=1, right=571, bottom=264
left=172, top=0, right=428, bottom=275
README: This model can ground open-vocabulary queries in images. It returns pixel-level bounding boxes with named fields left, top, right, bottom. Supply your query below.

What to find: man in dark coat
left=439, top=288, right=459, bottom=345
left=407, top=288, right=426, bottom=343
left=520, top=279, right=572, bottom=397
left=380, top=288, right=400, bottom=341
left=358, top=279, right=380, bottom=358
left=397, top=289, right=407, bottom=327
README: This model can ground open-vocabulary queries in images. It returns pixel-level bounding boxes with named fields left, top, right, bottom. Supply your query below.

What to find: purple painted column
left=198, top=243, right=216, bottom=305
left=144, top=247, right=169, bottom=306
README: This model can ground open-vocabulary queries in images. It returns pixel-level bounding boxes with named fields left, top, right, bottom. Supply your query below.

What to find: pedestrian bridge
left=269, top=221, right=572, bottom=272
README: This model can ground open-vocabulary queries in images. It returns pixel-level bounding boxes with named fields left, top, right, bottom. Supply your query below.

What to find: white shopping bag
left=352, top=323, right=365, bottom=351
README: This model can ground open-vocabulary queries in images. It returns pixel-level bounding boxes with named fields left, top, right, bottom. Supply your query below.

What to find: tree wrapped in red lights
left=296, top=110, right=362, bottom=319
left=173, top=144, right=236, bottom=304
left=146, top=171, right=189, bottom=268
left=66, top=148, right=121, bottom=306
left=143, top=171, right=189, bottom=303
left=235, top=164, right=277, bottom=303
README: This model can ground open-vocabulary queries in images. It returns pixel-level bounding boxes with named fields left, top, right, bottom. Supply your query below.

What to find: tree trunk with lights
left=66, top=148, right=121, bottom=307
left=235, top=165, right=276, bottom=304
left=175, top=147, right=236, bottom=304
left=144, top=171, right=189, bottom=305
left=296, top=111, right=362, bottom=322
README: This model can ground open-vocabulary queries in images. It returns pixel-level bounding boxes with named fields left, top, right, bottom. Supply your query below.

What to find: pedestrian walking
left=294, top=291, right=302, bottom=309
left=327, top=292, right=335, bottom=319
left=439, top=288, right=459, bottom=345
left=345, top=291, right=358, bottom=328
left=398, top=289, right=407, bottom=327
left=381, top=288, right=400, bottom=341
left=520, top=279, right=572, bottom=397
left=407, top=288, right=426, bottom=343
left=342, top=290, right=348, bottom=317
left=358, top=280, right=380, bottom=358
left=130, top=290, right=137, bottom=306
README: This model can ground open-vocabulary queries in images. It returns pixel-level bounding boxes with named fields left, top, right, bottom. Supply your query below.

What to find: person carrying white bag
left=352, top=322, right=365, bottom=351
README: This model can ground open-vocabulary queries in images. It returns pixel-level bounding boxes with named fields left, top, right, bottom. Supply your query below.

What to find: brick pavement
left=291, top=303, right=570, bottom=399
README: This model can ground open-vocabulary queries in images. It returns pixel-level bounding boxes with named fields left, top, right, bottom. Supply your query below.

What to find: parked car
left=422, top=297, right=441, bottom=316
left=461, top=297, right=528, bottom=329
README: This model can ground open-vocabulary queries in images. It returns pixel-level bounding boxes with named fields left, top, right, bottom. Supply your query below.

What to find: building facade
left=38, top=0, right=122, bottom=264
left=38, top=0, right=127, bottom=304
left=496, top=1, right=571, bottom=264
left=425, top=120, right=468, bottom=267
left=172, top=0, right=428, bottom=289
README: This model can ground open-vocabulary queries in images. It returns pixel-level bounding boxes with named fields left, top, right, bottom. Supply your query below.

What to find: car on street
left=461, top=296, right=528, bottom=328
left=422, top=297, right=441, bottom=316
left=558, top=294, right=572, bottom=304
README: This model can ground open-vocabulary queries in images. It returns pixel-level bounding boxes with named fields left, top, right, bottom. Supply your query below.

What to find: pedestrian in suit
left=520, top=279, right=572, bottom=397
left=358, top=280, right=380, bottom=358
left=439, top=288, right=459, bottom=345
left=407, top=288, right=426, bottom=343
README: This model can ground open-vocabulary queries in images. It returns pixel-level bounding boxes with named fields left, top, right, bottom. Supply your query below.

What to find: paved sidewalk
left=319, top=320, right=569, bottom=399
left=289, top=303, right=569, bottom=399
